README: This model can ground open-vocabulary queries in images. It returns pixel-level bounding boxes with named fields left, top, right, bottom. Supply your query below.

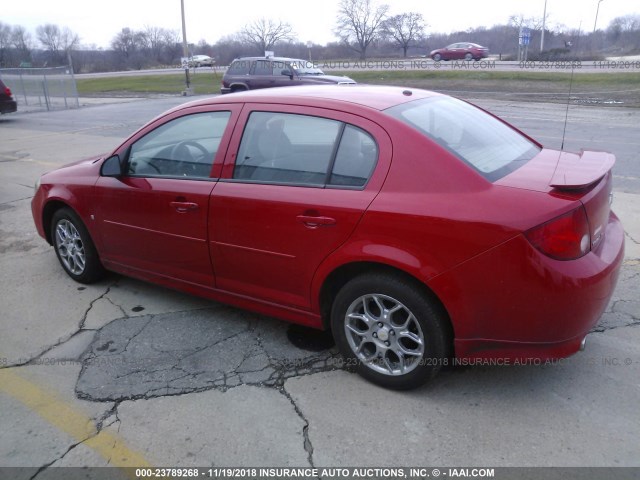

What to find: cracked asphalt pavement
left=0, top=96, right=639, bottom=476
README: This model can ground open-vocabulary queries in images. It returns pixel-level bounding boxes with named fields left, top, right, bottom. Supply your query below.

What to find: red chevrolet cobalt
left=32, top=86, right=624, bottom=389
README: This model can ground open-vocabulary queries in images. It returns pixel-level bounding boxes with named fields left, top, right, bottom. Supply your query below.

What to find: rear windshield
left=385, top=96, right=540, bottom=181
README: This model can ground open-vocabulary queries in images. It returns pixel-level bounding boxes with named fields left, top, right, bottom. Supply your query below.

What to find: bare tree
left=508, top=14, right=546, bottom=31
left=111, top=28, right=146, bottom=58
left=335, top=0, right=389, bottom=60
left=382, top=12, right=425, bottom=57
left=239, top=18, right=295, bottom=54
left=141, top=26, right=179, bottom=63
left=36, top=24, right=79, bottom=65
left=607, top=14, right=640, bottom=48
left=0, top=22, right=11, bottom=66
left=11, top=25, right=33, bottom=64
left=110, top=27, right=150, bottom=69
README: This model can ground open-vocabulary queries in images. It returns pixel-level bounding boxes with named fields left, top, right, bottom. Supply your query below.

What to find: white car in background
left=189, top=55, right=215, bottom=67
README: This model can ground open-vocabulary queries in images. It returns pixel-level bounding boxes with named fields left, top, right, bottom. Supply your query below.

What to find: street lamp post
left=593, top=0, right=604, bottom=33
left=541, top=0, right=548, bottom=52
left=180, top=0, right=192, bottom=95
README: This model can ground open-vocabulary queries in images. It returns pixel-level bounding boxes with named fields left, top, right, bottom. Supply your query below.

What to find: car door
left=94, top=105, right=241, bottom=286
left=448, top=43, right=463, bottom=59
left=210, top=104, right=392, bottom=310
left=270, top=60, right=298, bottom=88
left=247, top=60, right=275, bottom=90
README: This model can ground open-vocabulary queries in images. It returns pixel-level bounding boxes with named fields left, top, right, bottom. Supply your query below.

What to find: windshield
left=289, top=60, right=324, bottom=75
left=385, top=96, right=540, bottom=181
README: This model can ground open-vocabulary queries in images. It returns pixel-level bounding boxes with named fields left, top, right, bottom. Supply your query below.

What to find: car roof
left=177, top=85, right=440, bottom=112
left=233, top=56, right=308, bottom=63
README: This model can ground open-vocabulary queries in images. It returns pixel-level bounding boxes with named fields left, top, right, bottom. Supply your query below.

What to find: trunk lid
left=497, top=148, right=615, bottom=252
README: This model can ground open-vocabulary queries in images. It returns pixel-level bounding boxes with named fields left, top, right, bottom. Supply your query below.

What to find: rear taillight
left=525, top=206, right=591, bottom=260
left=4, top=86, right=11, bottom=97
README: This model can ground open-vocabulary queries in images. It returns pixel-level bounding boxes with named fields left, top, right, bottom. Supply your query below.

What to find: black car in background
left=221, top=56, right=355, bottom=94
left=0, top=78, right=18, bottom=114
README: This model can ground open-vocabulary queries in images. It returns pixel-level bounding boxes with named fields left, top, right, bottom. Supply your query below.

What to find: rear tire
left=464, top=53, right=473, bottom=61
left=51, top=208, right=106, bottom=284
left=331, top=273, right=450, bottom=390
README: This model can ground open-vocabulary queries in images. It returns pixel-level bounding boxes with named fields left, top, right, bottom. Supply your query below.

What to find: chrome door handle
left=296, top=215, right=336, bottom=228
left=170, top=201, right=199, bottom=213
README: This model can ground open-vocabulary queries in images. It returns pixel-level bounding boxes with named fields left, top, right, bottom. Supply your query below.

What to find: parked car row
left=218, top=46, right=489, bottom=96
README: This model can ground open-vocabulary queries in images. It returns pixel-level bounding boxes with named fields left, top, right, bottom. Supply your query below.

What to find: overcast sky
left=4, top=0, right=637, bottom=49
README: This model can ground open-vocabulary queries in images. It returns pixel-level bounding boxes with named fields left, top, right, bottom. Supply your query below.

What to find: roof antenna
left=560, top=68, right=575, bottom=152
left=560, top=21, right=581, bottom=152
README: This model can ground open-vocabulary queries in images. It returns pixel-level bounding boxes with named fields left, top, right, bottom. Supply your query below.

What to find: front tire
left=51, top=208, right=105, bottom=284
left=464, top=53, right=473, bottom=61
left=331, top=273, right=450, bottom=390
left=433, top=53, right=442, bottom=62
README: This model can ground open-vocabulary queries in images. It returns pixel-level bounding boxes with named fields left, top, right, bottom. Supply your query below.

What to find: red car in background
left=430, top=42, right=489, bottom=61
left=0, top=78, right=18, bottom=114
left=31, top=85, right=623, bottom=390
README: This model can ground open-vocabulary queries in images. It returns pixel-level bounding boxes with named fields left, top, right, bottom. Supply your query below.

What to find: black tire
left=433, top=53, right=442, bottom=62
left=51, top=208, right=106, bottom=284
left=331, top=273, right=450, bottom=390
left=464, top=52, right=473, bottom=61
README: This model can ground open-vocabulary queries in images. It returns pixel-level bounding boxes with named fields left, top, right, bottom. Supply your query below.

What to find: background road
left=0, top=95, right=638, bottom=476
left=74, top=59, right=640, bottom=79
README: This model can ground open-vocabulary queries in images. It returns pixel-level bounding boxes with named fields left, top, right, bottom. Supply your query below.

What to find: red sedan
left=430, top=42, right=489, bottom=61
left=31, top=85, right=624, bottom=390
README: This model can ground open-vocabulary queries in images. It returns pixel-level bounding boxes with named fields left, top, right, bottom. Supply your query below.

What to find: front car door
left=210, top=104, right=392, bottom=310
left=445, top=43, right=462, bottom=60
left=95, top=105, right=240, bottom=286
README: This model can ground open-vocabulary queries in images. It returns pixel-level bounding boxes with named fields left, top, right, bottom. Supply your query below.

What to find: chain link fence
left=0, top=66, right=80, bottom=112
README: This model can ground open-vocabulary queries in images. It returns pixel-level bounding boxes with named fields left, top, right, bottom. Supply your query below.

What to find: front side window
left=385, top=97, right=540, bottom=181
left=233, top=112, right=378, bottom=187
left=128, top=111, right=231, bottom=179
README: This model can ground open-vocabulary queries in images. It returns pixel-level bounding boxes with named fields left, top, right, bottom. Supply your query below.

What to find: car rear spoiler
left=550, top=150, right=615, bottom=190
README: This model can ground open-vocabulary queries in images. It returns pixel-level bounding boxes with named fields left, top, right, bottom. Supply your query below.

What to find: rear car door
left=210, top=104, right=392, bottom=309
left=95, top=105, right=240, bottom=286
left=247, top=60, right=275, bottom=90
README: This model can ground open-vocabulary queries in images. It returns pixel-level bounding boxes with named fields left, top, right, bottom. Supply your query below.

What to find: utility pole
left=593, top=0, right=604, bottom=33
left=180, top=0, right=192, bottom=95
left=541, top=0, right=548, bottom=52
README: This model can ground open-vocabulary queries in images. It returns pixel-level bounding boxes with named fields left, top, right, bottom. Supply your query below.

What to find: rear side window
left=385, top=97, right=540, bottom=181
left=329, top=125, right=377, bottom=187
left=253, top=60, right=272, bottom=76
left=233, top=112, right=378, bottom=187
left=228, top=60, right=251, bottom=75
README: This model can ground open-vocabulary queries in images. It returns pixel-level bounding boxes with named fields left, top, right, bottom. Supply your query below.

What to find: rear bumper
left=0, top=99, right=17, bottom=114
left=431, top=212, right=625, bottom=361
left=220, top=87, right=231, bottom=95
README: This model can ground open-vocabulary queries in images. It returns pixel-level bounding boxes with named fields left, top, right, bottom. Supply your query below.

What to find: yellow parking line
left=0, top=367, right=152, bottom=471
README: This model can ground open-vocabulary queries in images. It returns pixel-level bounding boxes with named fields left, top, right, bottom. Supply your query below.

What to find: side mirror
left=281, top=69, right=293, bottom=79
left=101, top=154, right=124, bottom=177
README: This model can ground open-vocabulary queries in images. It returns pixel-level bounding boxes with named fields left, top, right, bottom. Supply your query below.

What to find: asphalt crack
left=29, top=402, right=119, bottom=479
left=279, top=386, right=316, bottom=470
left=75, top=306, right=342, bottom=402
left=0, top=284, right=114, bottom=369
left=624, top=231, right=640, bottom=245
left=79, top=283, right=117, bottom=330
